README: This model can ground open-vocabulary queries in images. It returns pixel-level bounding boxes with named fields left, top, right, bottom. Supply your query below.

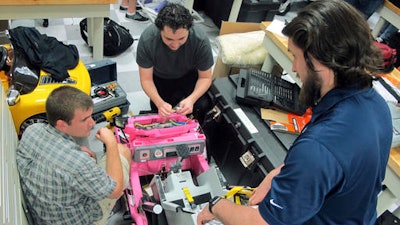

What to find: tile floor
left=7, top=1, right=381, bottom=224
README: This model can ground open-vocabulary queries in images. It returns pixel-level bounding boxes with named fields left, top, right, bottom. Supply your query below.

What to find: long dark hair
left=282, top=0, right=383, bottom=89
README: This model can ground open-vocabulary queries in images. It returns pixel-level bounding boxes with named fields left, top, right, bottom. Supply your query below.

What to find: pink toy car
left=115, top=114, right=209, bottom=225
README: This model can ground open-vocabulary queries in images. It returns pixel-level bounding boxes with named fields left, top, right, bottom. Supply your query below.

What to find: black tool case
left=86, top=59, right=130, bottom=121
left=203, top=75, right=297, bottom=187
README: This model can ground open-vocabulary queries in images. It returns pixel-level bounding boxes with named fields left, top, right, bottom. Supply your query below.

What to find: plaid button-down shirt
left=16, top=123, right=116, bottom=225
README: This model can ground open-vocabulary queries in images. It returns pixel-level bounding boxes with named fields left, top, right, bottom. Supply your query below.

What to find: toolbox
left=203, top=75, right=297, bottom=187
left=91, top=81, right=129, bottom=118
left=85, top=59, right=130, bottom=121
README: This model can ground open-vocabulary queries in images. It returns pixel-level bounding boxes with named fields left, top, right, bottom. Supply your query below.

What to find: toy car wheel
left=19, top=114, right=48, bottom=136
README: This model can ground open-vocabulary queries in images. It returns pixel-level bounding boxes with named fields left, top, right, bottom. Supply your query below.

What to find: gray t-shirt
left=136, top=24, right=214, bottom=79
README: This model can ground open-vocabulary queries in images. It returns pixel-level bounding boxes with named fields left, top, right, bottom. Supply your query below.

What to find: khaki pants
left=94, top=154, right=130, bottom=225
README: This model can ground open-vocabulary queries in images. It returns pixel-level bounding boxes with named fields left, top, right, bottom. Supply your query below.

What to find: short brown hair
left=46, top=86, right=93, bottom=126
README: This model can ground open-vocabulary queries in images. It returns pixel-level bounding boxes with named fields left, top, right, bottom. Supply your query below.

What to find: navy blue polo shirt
left=259, top=87, right=392, bottom=225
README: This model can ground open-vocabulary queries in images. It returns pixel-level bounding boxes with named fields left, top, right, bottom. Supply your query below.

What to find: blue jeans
left=380, top=24, right=398, bottom=41
left=344, top=0, right=383, bottom=18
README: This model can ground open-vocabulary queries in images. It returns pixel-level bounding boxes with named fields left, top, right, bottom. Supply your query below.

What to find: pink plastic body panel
left=127, top=155, right=209, bottom=225
left=123, top=113, right=199, bottom=139
left=115, top=114, right=209, bottom=225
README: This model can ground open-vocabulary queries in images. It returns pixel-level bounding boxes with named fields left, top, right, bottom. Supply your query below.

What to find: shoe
left=120, top=4, right=142, bottom=11
left=376, top=37, right=385, bottom=43
left=42, top=19, right=49, bottom=27
left=277, top=0, right=291, bottom=15
left=125, top=12, right=149, bottom=22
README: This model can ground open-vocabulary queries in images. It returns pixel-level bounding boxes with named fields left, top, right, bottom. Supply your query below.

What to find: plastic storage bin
left=204, top=0, right=279, bottom=28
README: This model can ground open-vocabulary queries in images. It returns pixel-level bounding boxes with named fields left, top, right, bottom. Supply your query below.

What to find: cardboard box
left=261, top=108, right=312, bottom=134
left=212, top=21, right=265, bottom=79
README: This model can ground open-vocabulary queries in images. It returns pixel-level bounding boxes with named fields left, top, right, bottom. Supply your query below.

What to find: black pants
left=150, top=73, right=212, bottom=125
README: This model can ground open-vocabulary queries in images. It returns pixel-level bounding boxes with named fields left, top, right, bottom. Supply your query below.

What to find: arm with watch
left=196, top=165, right=284, bottom=225
left=196, top=196, right=269, bottom=225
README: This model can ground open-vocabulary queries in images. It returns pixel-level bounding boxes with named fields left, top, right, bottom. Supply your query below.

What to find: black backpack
left=80, top=17, right=134, bottom=56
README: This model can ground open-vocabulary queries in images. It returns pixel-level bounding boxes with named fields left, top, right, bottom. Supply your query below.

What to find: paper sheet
left=265, top=18, right=287, bottom=39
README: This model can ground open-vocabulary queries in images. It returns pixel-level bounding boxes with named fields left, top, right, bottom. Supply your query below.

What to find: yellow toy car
left=0, top=43, right=91, bottom=137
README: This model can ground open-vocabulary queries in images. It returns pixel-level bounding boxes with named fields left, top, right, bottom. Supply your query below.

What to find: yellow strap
left=225, top=186, right=255, bottom=200
left=182, top=187, right=194, bottom=203
left=225, top=186, right=245, bottom=199
left=237, top=188, right=254, bottom=198
left=234, top=195, right=241, bottom=205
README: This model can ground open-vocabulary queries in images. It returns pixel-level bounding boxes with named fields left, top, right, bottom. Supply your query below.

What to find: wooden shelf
left=0, top=0, right=117, bottom=5
left=390, top=146, right=400, bottom=178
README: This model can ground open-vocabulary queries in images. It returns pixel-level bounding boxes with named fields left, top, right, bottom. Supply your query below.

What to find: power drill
left=95, top=107, right=121, bottom=124
left=96, top=107, right=122, bottom=153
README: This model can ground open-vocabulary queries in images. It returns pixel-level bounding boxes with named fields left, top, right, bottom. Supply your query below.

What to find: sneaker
left=120, top=4, right=142, bottom=11
left=277, top=0, right=291, bottom=15
left=125, top=12, right=149, bottom=22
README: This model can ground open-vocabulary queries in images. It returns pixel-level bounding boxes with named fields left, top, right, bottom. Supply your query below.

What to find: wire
left=134, top=119, right=187, bottom=130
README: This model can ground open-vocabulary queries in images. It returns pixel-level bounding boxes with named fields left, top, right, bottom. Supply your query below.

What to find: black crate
left=204, top=0, right=279, bottom=28
left=390, top=0, right=400, bottom=8
left=375, top=210, right=400, bottom=225
left=203, top=75, right=296, bottom=187
left=238, top=0, right=279, bottom=23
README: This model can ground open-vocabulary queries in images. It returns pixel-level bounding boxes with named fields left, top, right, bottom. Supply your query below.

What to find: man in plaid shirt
left=16, top=86, right=131, bottom=225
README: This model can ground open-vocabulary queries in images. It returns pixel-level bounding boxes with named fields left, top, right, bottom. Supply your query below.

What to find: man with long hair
left=197, top=0, right=392, bottom=224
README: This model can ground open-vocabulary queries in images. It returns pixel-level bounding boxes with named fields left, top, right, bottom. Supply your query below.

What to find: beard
left=298, top=69, right=322, bottom=108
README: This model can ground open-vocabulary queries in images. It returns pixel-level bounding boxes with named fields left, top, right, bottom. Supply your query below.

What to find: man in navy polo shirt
left=197, top=0, right=392, bottom=224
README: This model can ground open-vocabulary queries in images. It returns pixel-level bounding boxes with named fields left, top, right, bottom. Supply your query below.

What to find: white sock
left=126, top=12, right=137, bottom=16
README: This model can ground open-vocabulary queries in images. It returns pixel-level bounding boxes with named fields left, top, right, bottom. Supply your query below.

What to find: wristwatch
left=209, top=196, right=222, bottom=214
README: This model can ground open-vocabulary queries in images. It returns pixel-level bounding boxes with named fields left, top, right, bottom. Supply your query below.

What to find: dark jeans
left=343, top=0, right=383, bottom=18
left=150, top=73, right=212, bottom=125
